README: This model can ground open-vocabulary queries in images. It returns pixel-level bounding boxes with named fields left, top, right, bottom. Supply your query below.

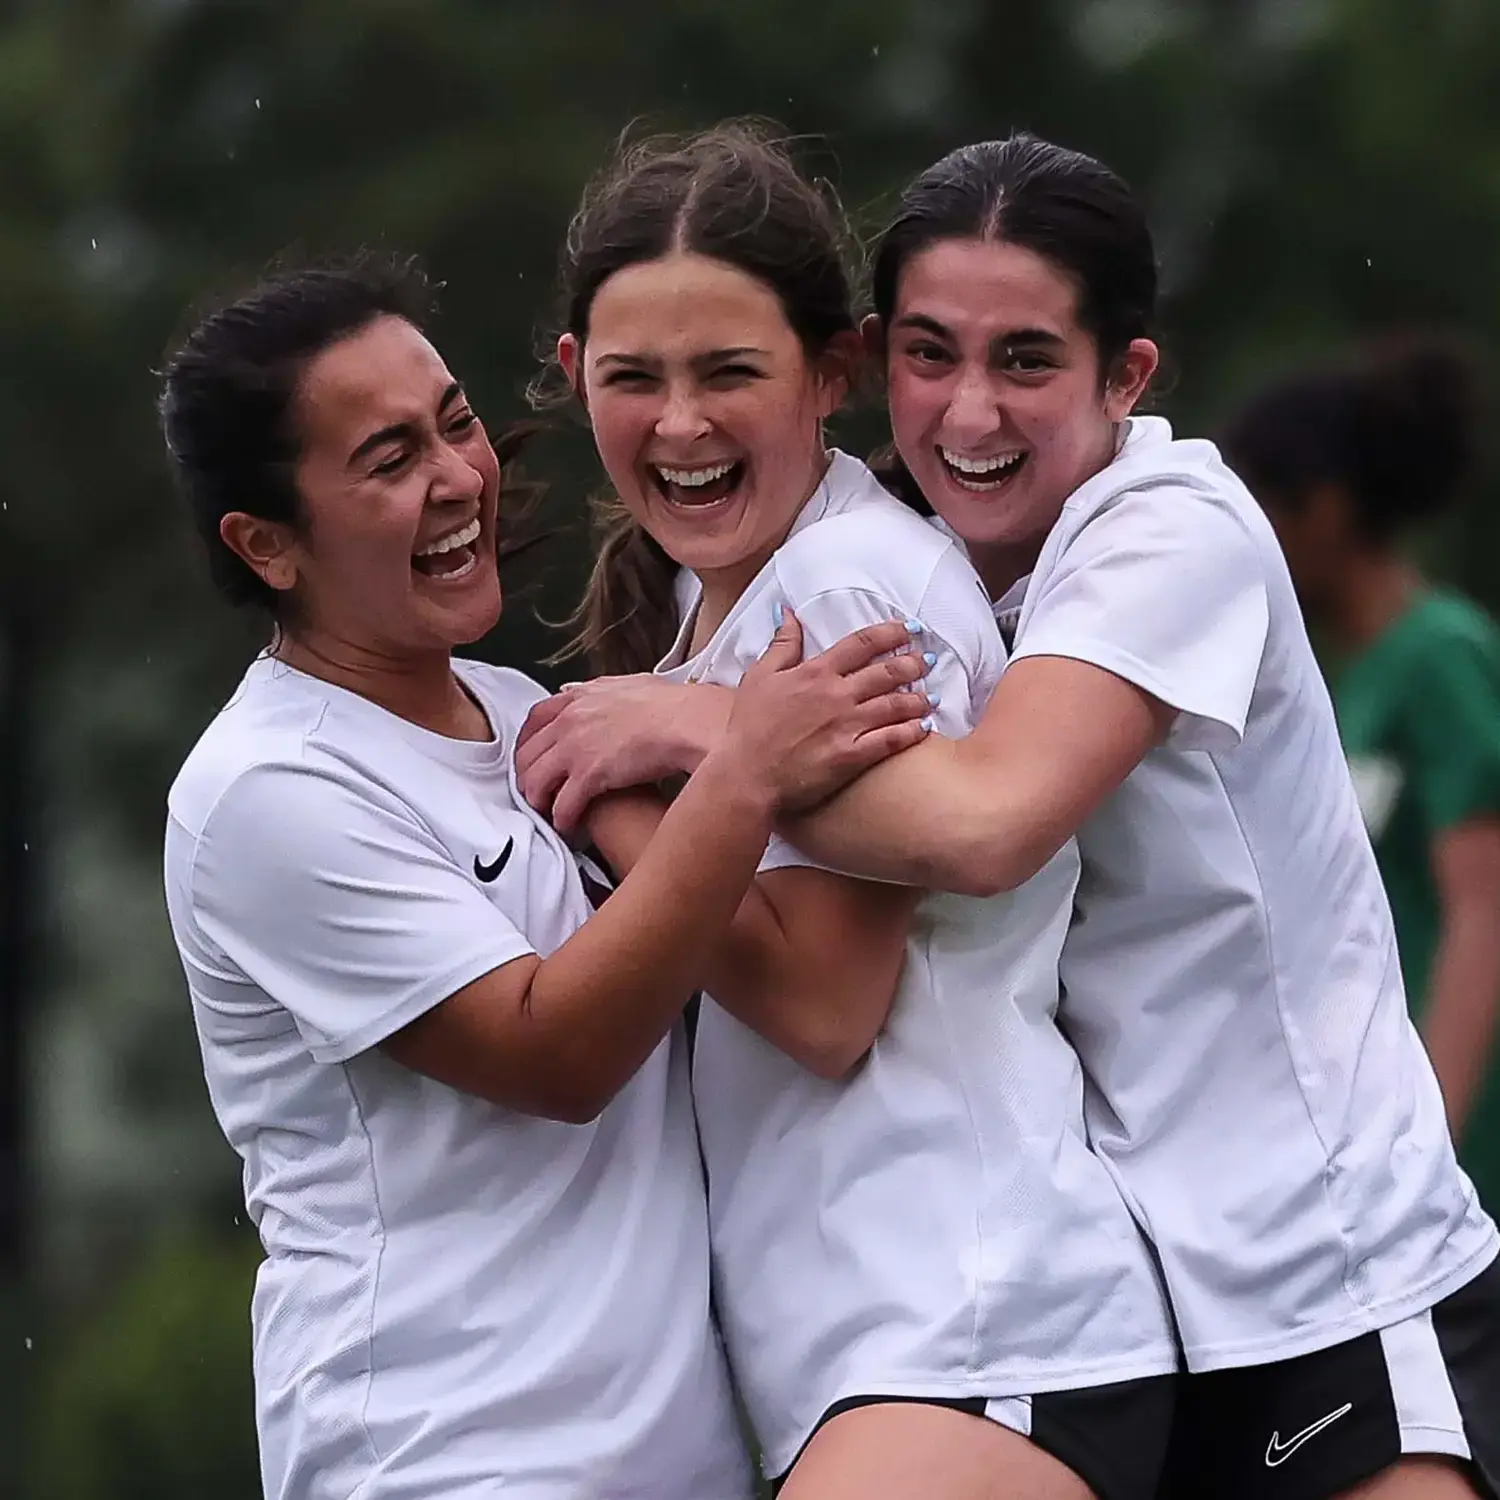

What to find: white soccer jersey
left=1003, top=415, right=1499, bottom=1371
left=665, top=451, right=1177, bottom=1476
left=164, top=656, right=751, bottom=1500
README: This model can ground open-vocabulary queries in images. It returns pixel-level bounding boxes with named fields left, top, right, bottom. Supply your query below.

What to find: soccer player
left=1223, top=336, right=1500, bottom=1229
left=158, top=253, right=928, bottom=1500
left=520, top=124, right=1180, bottom=1500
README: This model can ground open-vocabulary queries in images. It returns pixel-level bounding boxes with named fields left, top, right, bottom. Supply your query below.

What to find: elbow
left=543, top=1093, right=610, bottom=1128
left=942, top=848, right=1026, bottom=901
left=784, top=1005, right=883, bottom=1082
left=799, top=1035, right=872, bottom=1083
left=525, top=1066, right=627, bottom=1126
left=942, top=826, right=1059, bottom=900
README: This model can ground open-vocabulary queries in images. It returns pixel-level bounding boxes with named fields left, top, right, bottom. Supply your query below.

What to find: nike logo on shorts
left=1265, top=1403, right=1354, bottom=1467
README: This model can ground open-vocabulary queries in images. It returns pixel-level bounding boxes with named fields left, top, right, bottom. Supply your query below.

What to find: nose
left=943, top=364, right=1002, bottom=447
left=654, top=382, right=712, bottom=445
left=430, top=436, right=486, bottom=503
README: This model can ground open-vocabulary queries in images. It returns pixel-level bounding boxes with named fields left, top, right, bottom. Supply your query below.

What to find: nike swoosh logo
left=474, top=836, right=515, bottom=884
left=1265, top=1403, right=1353, bottom=1467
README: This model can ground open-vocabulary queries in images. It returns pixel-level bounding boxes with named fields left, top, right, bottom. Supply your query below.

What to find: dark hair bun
left=1351, top=332, right=1486, bottom=527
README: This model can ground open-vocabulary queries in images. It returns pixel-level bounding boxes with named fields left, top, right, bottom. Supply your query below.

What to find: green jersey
left=1335, top=587, right=1500, bottom=1209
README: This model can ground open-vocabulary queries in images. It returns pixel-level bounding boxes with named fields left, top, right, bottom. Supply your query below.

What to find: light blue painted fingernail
left=922, top=651, right=938, bottom=667
left=772, top=601, right=784, bottom=627
left=927, top=693, right=941, bottom=707
left=920, top=716, right=935, bottom=731
left=904, top=617, right=924, bottom=633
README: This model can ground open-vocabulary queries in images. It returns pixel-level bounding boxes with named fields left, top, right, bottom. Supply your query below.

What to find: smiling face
left=221, top=314, right=503, bottom=657
left=560, top=251, right=850, bottom=602
left=883, top=237, right=1157, bottom=591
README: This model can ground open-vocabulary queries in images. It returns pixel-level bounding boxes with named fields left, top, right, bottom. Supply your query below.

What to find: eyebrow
left=893, top=314, right=1067, bottom=353
left=347, top=380, right=466, bottom=465
left=595, top=346, right=771, bottom=370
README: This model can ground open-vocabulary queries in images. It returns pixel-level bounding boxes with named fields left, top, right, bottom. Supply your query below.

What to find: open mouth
left=412, top=517, right=481, bottom=580
left=650, top=459, right=747, bottom=509
left=938, top=446, right=1027, bottom=492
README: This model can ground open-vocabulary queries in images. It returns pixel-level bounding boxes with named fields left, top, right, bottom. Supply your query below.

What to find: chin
left=431, top=586, right=504, bottom=648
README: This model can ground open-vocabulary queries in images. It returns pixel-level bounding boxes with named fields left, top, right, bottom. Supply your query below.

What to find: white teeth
left=939, top=447, right=1025, bottom=476
left=416, top=518, right=480, bottom=556
left=656, top=461, right=737, bottom=488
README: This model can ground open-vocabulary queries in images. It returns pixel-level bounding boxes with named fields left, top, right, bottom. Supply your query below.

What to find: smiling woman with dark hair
left=157, top=251, right=929, bottom=1500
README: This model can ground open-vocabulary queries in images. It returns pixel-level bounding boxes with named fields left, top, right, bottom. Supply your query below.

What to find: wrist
left=694, top=742, right=779, bottom=824
left=673, top=684, right=731, bottom=772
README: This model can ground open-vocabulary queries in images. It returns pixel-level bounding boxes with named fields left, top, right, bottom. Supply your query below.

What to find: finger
left=813, top=618, right=917, bottom=677
left=747, top=606, right=805, bottom=679
left=853, top=687, right=933, bottom=731
left=551, top=774, right=597, bottom=837
left=844, top=717, right=932, bottom=773
left=516, top=746, right=572, bottom=816
left=516, top=694, right=571, bottom=754
left=841, top=649, right=930, bottom=703
left=514, top=712, right=567, bottom=779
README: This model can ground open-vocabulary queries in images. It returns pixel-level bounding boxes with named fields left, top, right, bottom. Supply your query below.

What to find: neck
left=1328, top=551, right=1423, bottom=652
left=690, top=451, right=832, bottom=649
left=968, top=423, right=1123, bottom=602
left=273, top=627, right=489, bottom=740
left=967, top=536, right=1047, bottom=602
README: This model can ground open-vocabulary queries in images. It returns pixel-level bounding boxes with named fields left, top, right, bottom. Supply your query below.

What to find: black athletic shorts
left=1157, top=1253, right=1500, bottom=1500
left=769, top=1373, right=1176, bottom=1500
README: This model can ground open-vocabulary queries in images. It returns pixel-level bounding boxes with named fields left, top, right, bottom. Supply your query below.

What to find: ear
left=814, top=329, right=865, bottom=419
left=220, top=511, right=300, bottom=594
left=1103, top=338, right=1160, bottom=422
left=557, top=334, right=585, bottom=406
left=860, top=313, right=887, bottom=363
left=1303, top=480, right=1357, bottom=544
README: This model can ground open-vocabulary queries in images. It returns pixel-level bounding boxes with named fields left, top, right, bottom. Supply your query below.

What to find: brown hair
left=535, top=120, right=857, bottom=676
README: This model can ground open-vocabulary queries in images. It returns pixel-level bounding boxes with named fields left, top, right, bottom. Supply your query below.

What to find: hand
left=719, top=610, right=932, bottom=814
left=516, top=677, right=731, bottom=834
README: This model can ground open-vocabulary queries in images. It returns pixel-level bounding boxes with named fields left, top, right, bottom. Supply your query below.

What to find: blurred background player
left=1223, top=335, right=1500, bottom=1217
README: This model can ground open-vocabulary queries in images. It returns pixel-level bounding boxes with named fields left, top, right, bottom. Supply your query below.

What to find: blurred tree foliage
left=4, top=1, right=1500, bottom=1495
left=28, top=1227, right=262, bottom=1499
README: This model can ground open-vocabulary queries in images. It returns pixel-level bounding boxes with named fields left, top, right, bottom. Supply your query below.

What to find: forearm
left=590, top=795, right=910, bottom=1077
left=526, top=753, right=775, bottom=1108
left=1420, top=908, right=1500, bottom=1140
left=779, top=733, right=1048, bottom=897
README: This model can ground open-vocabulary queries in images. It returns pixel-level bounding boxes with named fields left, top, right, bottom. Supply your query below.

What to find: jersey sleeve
left=187, top=761, right=537, bottom=1064
left=760, top=542, right=1004, bottom=876
left=1403, top=625, right=1500, bottom=833
left=1011, top=486, right=1270, bottom=752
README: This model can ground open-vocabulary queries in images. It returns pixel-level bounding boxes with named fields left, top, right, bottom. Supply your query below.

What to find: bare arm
left=781, top=655, right=1174, bottom=896
left=1419, top=817, right=1500, bottom=1141
left=384, top=615, right=928, bottom=1119
left=586, top=792, right=918, bottom=1080
left=383, top=749, right=781, bottom=1120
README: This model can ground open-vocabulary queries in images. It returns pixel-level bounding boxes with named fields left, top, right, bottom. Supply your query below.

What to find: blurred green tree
left=4, top=1, right=1500, bottom=1494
